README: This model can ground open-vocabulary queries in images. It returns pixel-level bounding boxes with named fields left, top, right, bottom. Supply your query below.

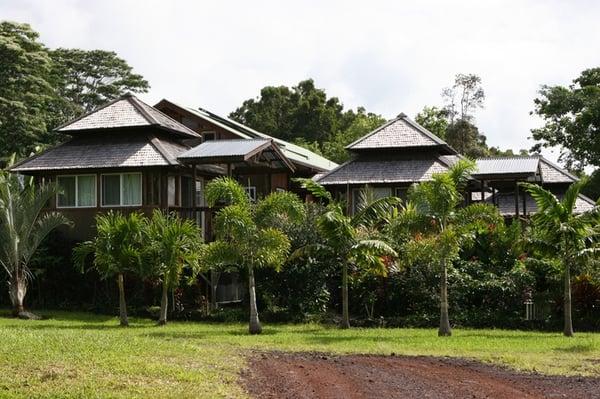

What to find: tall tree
left=146, top=210, right=202, bottom=325
left=532, top=67, right=600, bottom=170
left=74, top=212, right=147, bottom=327
left=293, top=180, right=399, bottom=329
left=392, top=160, right=502, bottom=336
left=202, top=177, right=305, bottom=334
left=0, top=156, right=71, bottom=318
left=521, top=180, right=600, bottom=336
left=0, top=21, right=55, bottom=160
left=50, top=48, right=150, bottom=121
left=442, top=73, right=485, bottom=123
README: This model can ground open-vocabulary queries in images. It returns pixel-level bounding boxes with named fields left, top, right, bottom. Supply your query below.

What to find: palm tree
left=73, top=211, right=147, bottom=326
left=202, top=177, right=305, bottom=334
left=0, top=161, right=71, bottom=318
left=521, top=179, right=600, bottom=337
left=146, top=210, right=203, bottom=325
left=393, top=160, right=502, bottom=336
left=294, top=180, right=399, bottom=329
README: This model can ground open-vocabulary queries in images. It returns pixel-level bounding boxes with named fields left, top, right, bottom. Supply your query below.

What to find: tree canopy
left=532, top=67, right=600, bottom=170
left=230, top=79, right=385, bottom=164
left=0, top=21, right=150, bottom=161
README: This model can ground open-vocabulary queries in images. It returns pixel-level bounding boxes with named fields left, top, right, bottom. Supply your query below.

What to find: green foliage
left=73, top=212, right=147, bottom=279
left=230, top=79, right=385, bottom=163
left=0, top=21, right=150, bottom=160
left=146, top=210, right=202, bottom=288
left=445, top=119, right=489, bottom=158
left=532, top=67, right=600, bottom=169
left=415, top=106, right=448, bottom=139
left=50, top=48, right=149, bottom=118
left=0, top=22, right=55, bottom=160
left=0, top=160, right=71, bottom=312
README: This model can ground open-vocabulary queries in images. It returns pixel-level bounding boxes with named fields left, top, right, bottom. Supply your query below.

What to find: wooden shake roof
left=346, top=113, right=456, bottom=154
left=56, top=94, right=200, bottom=139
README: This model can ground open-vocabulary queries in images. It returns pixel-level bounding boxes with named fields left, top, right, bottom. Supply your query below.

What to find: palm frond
left=293, top=178, right=332, bottom=202
left=255, top=191, right=305, bottom=228
left=352, top=195, right=402, bottom=228
left=448, top=159, right=476, bottom=191
left=563, top=177, right=587, bottom=215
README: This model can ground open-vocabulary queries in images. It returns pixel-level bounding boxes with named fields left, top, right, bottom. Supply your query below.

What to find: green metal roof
left=162, top=101, right=337, bottom=172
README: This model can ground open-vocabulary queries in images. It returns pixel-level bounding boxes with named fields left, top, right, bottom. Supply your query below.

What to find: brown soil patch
left=241, top=352, right=600, bottom=399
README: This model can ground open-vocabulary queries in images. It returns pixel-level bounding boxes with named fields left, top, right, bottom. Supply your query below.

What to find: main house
left=316, top=113, right=596, bottom=216
left=9, top=96, right=595, bottom=306
left=10, top=94, right=336, bottom=241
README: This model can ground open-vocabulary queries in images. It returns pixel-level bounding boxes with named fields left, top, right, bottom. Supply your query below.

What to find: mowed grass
left=1, top=311, right=599, bottom=398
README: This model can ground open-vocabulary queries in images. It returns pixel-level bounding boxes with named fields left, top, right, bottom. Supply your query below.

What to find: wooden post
left=523, top=187, right=527, bottom=216
left=480, top=180, right=485, bottom=203
left=346, top=183, right=351, bottom=215
left=514, top=181, right=520, bottom=218
left=492, top=187, right=496, bottom=206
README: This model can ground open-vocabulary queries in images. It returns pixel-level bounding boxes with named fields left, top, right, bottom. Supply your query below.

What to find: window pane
left=122, top=173, right=141, bottom=205
left=57, top=176, right=76, bottom=207
left=102, top=175, right=121, bottom=206
left=168, top=176, right=176, bottom=206
left=77, top=176, right=96, bottom=207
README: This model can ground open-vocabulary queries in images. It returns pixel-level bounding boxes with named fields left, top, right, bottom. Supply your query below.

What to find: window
left=57, top=175, right=96, bottom=208
left=101, top=173, right=142, bottom=207
left=394, top=187, right=408, bottom=199
left=244, top=186, right=257, bottom=202
left=202, top=131, right=216, bottom=141
left=146, top=172, right=161, bottom=206
left=168, top=176, right=177, bottom=206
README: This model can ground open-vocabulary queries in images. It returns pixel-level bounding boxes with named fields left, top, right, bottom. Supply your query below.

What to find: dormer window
left=202, top=131, right=216, bottom=142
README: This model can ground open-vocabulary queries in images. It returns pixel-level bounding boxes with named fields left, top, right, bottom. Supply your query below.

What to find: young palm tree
left=0, top=162, right=71, bottom=318
left=146, top=210, right=203, bottom=325
left=394, top=160, right=502, bottom=336
left=202, top=177, right=305, bottom=334
left=73, top=211, right=147, bottom=326
left=294, top=180, right=399, bottom=329
left=521, top=179, right=600, bottom=337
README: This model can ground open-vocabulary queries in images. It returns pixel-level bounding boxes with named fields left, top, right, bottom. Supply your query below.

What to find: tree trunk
left=341, top=262, right=350, bottom=329
left=563, top=263, right=574, bottom=337
left=438, top=262, right=452, bottom=337
left=248, top=265, right=262, bottom=334
left=9, top=272, right=27, bottom=316
left=117, top=273, right=129, bottom=327
left=158, top=281, right=168, bottom=326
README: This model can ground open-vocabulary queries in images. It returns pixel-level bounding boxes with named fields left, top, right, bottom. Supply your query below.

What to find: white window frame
left=202, top=131, right=216, bottom=142
left=244, top=186, right=257, bottom=202
left=100, top=172, right=143, bottom=207
left=56, top=174, right=97, bottom=209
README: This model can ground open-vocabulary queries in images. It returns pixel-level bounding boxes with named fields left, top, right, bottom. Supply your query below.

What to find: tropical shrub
left=0, top=161, right=71, bottom=318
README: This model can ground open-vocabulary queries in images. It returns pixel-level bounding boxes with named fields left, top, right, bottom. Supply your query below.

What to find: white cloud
left=2, top=0, right=600, bottom=164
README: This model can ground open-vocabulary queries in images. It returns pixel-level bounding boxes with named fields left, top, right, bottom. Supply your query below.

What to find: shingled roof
left=317, top=156, right=454, bottom=185
left=56, top=94, right=200, bottom=139
left=346, top=113, right=456, bottom=154
left=473, top=155, right=578, bottom=184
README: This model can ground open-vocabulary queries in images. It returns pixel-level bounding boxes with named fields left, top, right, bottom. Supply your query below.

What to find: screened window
left=57, top=175, right=96, bottom=208
left=101, top=173, right=142, bottom=207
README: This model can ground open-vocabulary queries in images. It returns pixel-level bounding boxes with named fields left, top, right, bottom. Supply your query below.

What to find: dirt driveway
left=241, top=352, right=600, bottom=399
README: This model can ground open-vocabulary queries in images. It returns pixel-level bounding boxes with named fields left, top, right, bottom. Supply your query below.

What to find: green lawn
left=0, top=311, right=599, bottom=398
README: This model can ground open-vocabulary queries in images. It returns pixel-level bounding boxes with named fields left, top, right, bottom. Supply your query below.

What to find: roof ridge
left=147, top=134, right=178, bottom=165
left=129, top=96, right=160, bottom=125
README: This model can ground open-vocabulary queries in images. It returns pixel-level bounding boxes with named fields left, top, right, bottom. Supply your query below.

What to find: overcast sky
left=2, top=0, right=600, bottom=163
